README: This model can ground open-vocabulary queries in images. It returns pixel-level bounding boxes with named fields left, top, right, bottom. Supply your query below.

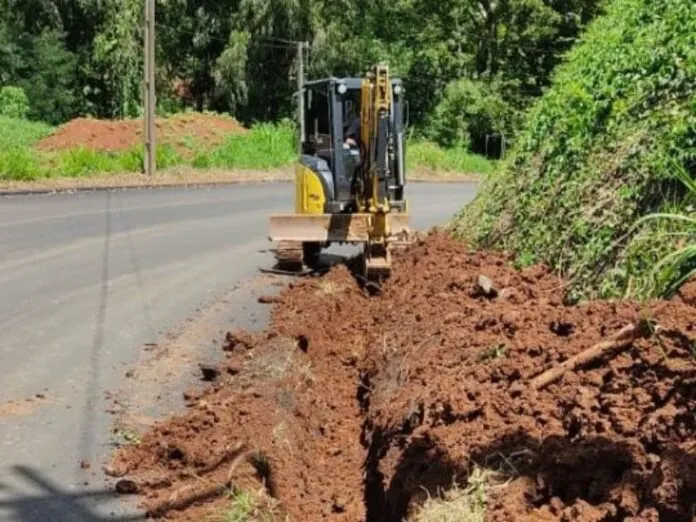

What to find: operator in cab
left=344, top=115, right=360, bottom=150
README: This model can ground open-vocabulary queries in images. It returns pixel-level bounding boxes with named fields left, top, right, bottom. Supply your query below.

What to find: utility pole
left=143, top=0, right=156, bottom=175
left=297, top=41, right=307, bottom=155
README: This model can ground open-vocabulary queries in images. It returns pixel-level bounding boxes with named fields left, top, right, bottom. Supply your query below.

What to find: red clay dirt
left=37, top=113, right=246, bottom=153
left=108, top=233, right=696, bottom=521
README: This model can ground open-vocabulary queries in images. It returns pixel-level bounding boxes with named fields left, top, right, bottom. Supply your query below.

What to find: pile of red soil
left=37, top=113, right=246, bottom=153
left=108, top=233, right=696, bottom=521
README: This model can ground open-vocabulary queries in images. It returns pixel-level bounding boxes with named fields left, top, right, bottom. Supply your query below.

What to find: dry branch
left=198, top=442, right=245, bottom=475
left=146, top=443, right=247, bottom=517
left=530, top=320, right=653, bottom=390
left=147, top=482, right=228, bottom=516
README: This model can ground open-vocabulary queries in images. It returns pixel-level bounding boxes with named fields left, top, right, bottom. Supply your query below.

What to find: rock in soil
left=476, top=274, right=498, bottom=298
left=109, top=232, right=696, bottom=522
left=115, top=479, right=139, bottom=494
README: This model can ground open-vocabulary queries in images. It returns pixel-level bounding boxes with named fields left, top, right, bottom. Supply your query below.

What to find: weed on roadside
left=221, top=488, right=286, bottom=522
left=316, top=280, right=344, bottom=296
left=407, top=141, right=495, bottom=175
left=411, top=467, right=498, bottom=522
left=476, top=343, right=508, bottom=362
left=112, top=424, right=141, bottom=446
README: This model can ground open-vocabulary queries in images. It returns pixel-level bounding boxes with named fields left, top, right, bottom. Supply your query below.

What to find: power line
left=259, top=35, right=309, bottom=45
left=153, top=22, right=309, bottom=50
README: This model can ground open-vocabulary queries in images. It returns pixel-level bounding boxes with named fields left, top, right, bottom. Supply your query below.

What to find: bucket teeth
left=363, top=243, right=392, bottom=282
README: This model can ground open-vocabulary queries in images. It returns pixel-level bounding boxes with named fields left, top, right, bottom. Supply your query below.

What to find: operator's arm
left=344, top=118, right=359, bottom=148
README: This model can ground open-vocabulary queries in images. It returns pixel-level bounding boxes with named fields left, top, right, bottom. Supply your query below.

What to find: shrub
left=0, top=86, right=30, bottom=119
left=424, top=77, right=521, bottom=157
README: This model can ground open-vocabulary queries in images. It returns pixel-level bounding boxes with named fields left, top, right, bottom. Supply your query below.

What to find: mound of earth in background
left=107, top=232, right=696, bottom=521
left=37, top=113, right=246, bottom=153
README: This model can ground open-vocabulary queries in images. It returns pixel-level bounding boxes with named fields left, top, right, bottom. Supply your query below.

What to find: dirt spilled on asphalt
left=108, top=233, right=696, bottom=521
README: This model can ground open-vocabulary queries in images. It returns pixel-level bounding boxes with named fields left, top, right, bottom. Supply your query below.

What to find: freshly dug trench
left=109, top=232, right=696, bottom=521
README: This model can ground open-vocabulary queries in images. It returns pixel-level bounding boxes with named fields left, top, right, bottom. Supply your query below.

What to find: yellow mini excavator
left=268, top=64, right=410, bottom=280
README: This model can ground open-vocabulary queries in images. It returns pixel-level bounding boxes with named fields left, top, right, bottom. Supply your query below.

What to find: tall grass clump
left=0, top=116, right=54, bottom=179
left=410, top=467, right=497, bottom=522
left=624, top=159, right=695, bottom=297
left=456, top=0, right=696, bottom=300
left=193, top=120, right=296, bottom=170
left=407, top=141, right=495, bottom=175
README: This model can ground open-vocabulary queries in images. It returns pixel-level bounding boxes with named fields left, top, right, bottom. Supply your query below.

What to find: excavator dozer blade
left=269, top=213, right=412, bottom=277
left=269, top=213, right=410, bottom=243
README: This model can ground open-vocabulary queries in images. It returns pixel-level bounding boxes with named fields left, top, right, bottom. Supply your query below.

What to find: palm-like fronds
left=634, top=159, right=695, bottom=297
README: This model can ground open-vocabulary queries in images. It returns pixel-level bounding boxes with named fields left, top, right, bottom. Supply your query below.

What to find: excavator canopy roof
left=303, top=77, right=403, bottom=90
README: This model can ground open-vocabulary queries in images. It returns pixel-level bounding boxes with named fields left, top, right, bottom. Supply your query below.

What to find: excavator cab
left=269, top=65, right=410, bottom=279
left=299, top=76, right=407, bottom=213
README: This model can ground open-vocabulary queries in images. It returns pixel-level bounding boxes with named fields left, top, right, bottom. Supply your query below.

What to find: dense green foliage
left=0, top=86, right=29, bottom=118
left=0, top=0, right=602, bottom=155
left=456, top=0, right=696, bottom=299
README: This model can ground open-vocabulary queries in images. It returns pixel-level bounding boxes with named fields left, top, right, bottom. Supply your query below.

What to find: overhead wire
left=154, top=22, right=309, bottom=51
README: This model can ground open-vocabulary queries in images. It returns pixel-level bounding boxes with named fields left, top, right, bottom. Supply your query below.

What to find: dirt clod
left=182, top=388, right=201, bottom=402
left=104, top=462, right=129, bottom=478
left=258, top=295, right=281, bottom=304
left=115, top=479, right=139, bottom=495
left=476, top=274, right=498, bottom=298
left=110, top=232, right=696, bottom=521
left=198, top=364, right=220, bottom=382
left=224, top=330, right=254, bottom=351
left=676, top=279, right=696, bottom=306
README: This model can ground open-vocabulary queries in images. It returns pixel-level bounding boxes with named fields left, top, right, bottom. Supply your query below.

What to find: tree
left=425, top=77, right=520, bottom=154
left=0, top=0, right=604, bottom=130
left=90, top=0, right=142, bottom=118
left=214, top=30, right=250, bottom=115
left=19, top=30, right=78, bottom=123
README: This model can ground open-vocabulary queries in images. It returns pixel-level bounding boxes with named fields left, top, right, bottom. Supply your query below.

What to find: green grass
left=0, top=114, right=492, bottom=182
left=193, top=121, right=296, bottom=170
left=0, top=116, right=53, bottom=180
left=407, top=141, right=495, bottom=175
left=0, top=115, right=54, bottom=150
left=222, top=489, right=284, bottom=522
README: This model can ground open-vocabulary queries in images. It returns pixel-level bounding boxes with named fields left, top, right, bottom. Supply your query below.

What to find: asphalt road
left=0, top=182, right=478, bottom=521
